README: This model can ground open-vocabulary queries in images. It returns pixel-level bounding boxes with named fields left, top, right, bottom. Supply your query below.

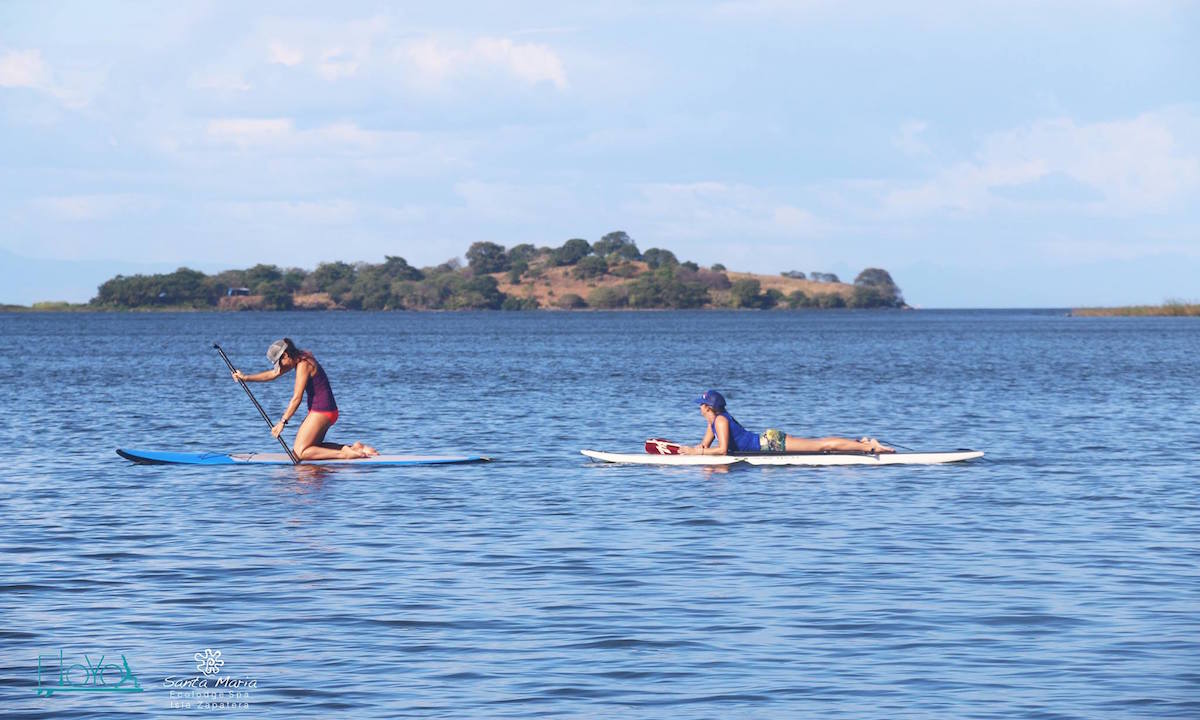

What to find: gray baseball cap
left=266, top=339, right=289, bottom=367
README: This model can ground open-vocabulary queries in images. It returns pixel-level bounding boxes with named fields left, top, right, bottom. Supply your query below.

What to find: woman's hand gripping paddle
left=213, top=343, right=299, bottom=465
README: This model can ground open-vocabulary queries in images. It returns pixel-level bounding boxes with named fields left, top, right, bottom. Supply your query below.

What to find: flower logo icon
left=194, top=649, right=224, bottom=676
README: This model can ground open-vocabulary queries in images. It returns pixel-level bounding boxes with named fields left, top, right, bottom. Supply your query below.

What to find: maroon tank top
left=303, top=358, right=337, bottom=412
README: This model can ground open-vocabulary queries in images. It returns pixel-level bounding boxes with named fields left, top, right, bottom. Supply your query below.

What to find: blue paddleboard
left=116, top=449, right=490, bottom=466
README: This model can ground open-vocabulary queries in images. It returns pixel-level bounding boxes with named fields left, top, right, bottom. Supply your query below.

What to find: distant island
left=1071, top=302, right=1199, bottom=317
left=21, top=232, right=907, bottom=311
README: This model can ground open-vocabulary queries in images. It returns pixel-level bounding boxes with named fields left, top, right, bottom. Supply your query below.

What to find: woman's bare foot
left=339, top=445, right=369, bottom=459
left=860, top=437, right=895, bottom=454
left=351, top=441, right=380, bottom=457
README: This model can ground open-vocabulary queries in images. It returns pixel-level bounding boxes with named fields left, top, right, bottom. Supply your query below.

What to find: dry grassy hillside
left=493, top=261, right=854, bottom=308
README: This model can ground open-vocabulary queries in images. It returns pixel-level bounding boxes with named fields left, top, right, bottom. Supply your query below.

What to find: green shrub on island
left=587, top=285, right=629, bottom=309
left=501, top=295, right=540, bottom=311
left=507, top=261, right=528, bottom=284
left=259, top=280, right=295, bottom=310
left=785, top=290, right=811, bottom=308
left=730, top=278, right=764, bottom=308
left=556, top=293, right=588, bottom=309
left=817, top=293, right=846, bottom=308
left=609, top=262, right=641, bottom=278
left=625, top=265, right=710, bottom=309
left=728, top=278, right=785, bottom=309
left=391, top=273, right=505, bottom=310
left=572, top=255, right=609, bottom=280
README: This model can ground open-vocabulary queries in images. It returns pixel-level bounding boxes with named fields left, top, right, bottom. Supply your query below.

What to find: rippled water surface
left=2, top=310, right=1197, bottom=718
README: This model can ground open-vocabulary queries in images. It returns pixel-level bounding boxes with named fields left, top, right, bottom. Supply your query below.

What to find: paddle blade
left=644, top=438, right=684, bottom=455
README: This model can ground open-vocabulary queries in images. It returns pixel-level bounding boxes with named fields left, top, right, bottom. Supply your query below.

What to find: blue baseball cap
left=694, top=390, right=726, bottom=410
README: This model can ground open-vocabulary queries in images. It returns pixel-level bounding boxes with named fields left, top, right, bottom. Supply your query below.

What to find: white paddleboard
left=581, top=449, right=984, bottom=466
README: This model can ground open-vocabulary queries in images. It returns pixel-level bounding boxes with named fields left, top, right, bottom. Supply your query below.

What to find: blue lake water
left=1, top=310, right=1197, bottom=718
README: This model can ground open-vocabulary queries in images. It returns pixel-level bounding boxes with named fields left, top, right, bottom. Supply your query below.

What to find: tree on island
left=592, top=231, right=642, bottom=260
left=552, top=238, right=592, bottom=266
left=641, top=248, right=678, bottom=269
left=466, top=242, right=510, bottom=275
left=852, top=267, right=904, bottom=308
left=506, top=244, right=537, bottom=265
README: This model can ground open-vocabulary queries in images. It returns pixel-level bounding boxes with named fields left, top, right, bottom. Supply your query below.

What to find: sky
left=1, top=1, right=1197, bottom=307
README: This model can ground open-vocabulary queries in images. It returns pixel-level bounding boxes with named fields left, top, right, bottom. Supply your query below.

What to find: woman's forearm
left=281, top=396, right=303, bottom=424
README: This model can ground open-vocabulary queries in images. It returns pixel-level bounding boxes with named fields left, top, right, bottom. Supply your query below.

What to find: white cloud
left=1039, top=235, right=1200, bottom=263
left=630, top=182, right=827, bottom=240
left=0, top=48, right=103, bottom=109
left=883, top=158, right=1048, bottom=215
left=473, top=38, right=568, bottom=88
left=31, top=194, right=159, bottom=221
left=191, top=71, right=252, bottom=92
left=0, top=49, right=49, bottom=87
left=254, top=20, right=569, bottom=89
left=399, top=36, right=568, bottom=90
left=455, top=181, right=579, bottom=223
left=710, top=0, right=841, bottom=20
left=202, top=117, right=432, bottom=155
left=884, top=109, right=1200, bottom=216
left=206, top=118, right=295, bottom=148
left=267, top=41, right=304, bottom=67
left=181, top=117, right=472, bottom=182
left=220, top=199, right=358, bottom=225
left=259, top=16, right=386, bottom=81
left=316, top=48, right=361, bottom=80
left=894, top=120, right=929, bottom=156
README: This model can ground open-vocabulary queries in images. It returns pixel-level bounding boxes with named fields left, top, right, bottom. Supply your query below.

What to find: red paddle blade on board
left=644, top=438, right=684, bottom=455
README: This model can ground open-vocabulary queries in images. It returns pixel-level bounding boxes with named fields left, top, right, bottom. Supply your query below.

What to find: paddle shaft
left=212, top=343, right=299, bottom=465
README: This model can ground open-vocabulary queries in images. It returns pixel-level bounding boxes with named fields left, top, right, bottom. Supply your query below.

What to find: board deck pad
left=644, top=438, right=685, bottom=454
left=584, top=447, right=983, bottom=466
left=117, top=448, right=490, bottom=466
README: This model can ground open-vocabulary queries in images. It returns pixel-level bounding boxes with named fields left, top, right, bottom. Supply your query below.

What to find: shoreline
left=1070, top=303, right=1200, bottom=317
left=7, top=303, right=1197, bottom=315
left=1, top=304, right=913, bottom=313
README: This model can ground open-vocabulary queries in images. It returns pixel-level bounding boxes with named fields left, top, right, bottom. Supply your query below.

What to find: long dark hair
left=280, top=338, right=314, bottom=364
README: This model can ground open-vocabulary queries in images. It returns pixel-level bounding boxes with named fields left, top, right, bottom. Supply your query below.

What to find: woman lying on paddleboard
left=680, top=390, right=894, bottom=456
left=232, top=338, right=378, bottom=461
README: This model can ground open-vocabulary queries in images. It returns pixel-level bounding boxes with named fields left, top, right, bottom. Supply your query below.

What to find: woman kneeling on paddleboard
left=232, top=338, right=378, bottom=461
left=680, top=390, right=894, bottom=456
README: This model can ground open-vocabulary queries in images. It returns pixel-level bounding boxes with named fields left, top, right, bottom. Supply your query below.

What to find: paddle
left=212, top=342, right=299, bottom=465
